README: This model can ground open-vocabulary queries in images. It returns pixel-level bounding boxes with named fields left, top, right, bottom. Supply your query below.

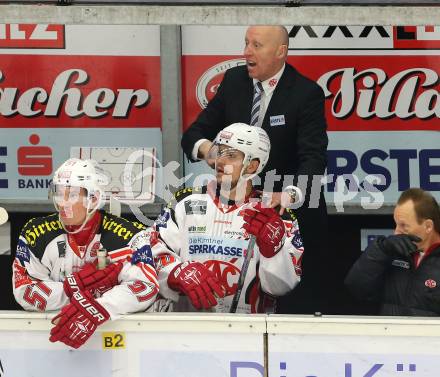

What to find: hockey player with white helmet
left=50, top=158, right=109, bottom=233
left=12, top=158, right=159, bottom=348
left=151, top=123, right=304, bottom=313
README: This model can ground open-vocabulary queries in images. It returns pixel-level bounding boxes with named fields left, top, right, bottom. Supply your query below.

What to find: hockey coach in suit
left=182, top=25, right=330, bottom=314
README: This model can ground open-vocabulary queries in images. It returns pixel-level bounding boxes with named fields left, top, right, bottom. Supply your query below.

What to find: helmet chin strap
left=234, top=162, right=255, bottom=197
left=240, top=158, right=258, bottom=182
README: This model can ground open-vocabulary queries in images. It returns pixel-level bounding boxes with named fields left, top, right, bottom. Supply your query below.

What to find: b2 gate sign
left=182, top=26, right=440, bottom=206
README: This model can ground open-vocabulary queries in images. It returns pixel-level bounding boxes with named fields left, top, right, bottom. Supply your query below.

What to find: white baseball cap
left=0, top=207, right=8, bottom=226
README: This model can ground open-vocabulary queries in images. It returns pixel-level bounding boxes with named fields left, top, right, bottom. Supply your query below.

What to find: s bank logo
left=196, top=58, right=245, bottom=109
left=17, top=134, right=52, bottom=176
left=0, top=24, right=65, bottom=49
left=0, top=133, right=54, bottom=190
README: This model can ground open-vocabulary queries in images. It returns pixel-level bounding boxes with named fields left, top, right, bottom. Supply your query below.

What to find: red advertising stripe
left=0, top=25, right=65, bottom=49
left=393, top=26, right=440, bottom=49
left=182, top=55, right=241, bottom=130
left=182, top=55, right=440, bottom=132
left=0, top=55, right=161, bottom=128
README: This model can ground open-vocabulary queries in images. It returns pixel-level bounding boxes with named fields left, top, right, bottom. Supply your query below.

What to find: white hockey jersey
left=151, top=183, right=304, bottom=313
left=12, top=211, right=158, bottom=319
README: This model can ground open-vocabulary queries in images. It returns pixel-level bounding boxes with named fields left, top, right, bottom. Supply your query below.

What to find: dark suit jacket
left=182, top=63, right=330, bottom=313
left=181, top=63, right=328, bottom=192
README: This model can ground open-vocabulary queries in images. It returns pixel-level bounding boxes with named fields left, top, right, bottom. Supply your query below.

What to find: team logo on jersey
left=425, top=279, right=437, bottom=288
left=16, top=239, right=31, bottom=264
left=204, top=259, right=241, bottom=296
left=184, top=200, right=207, bottom=215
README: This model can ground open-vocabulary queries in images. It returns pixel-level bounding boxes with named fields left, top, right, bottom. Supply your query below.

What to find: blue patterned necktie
left=250, top=81, right=263, bottom=127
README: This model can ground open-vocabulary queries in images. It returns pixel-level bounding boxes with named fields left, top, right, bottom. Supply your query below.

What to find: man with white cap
left=12, top=158, right=159, bottom=348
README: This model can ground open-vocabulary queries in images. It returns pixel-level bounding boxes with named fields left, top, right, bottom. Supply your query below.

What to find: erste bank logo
left=0, top=24, right=65, bottom=49
left=0, top=133, right=54, bottom=191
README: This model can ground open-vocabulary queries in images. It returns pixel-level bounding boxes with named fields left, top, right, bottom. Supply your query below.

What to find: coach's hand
left=198, top=141, right=216, bottom=168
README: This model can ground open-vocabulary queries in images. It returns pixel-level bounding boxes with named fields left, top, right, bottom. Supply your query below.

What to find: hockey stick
left=229, top=234, right=256, bottom=313
left=228, top=186, right=303, bottom=313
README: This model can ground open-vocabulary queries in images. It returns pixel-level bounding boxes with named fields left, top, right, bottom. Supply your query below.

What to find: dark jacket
left=182, top=63, right=330, bottom=314
left=345, top=240, right=440, bottom=316
left=181, top=63, right=328, bottom=191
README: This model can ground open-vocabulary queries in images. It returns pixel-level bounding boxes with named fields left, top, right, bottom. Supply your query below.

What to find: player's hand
left=168, top=261, right=225, bottom=310
left=49, top=290, right=109, bottom=348
left=241, top=203, right=286, bottom=258
left=63, top=262, right=123, bottom=298
left=377, top=234, right=421, bottom=260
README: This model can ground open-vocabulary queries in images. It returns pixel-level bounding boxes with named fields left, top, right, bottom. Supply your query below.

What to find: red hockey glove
left=168, top=261, right=225, bottom=310
left=63, top=262, right=123, bottom=298
left=242, top=203, right=286, bottom=258
left=49, top=290, right=109, bottom=349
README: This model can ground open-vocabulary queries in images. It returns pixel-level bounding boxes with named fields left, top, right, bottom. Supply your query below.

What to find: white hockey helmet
left=214, top=123, right=271, bottom=179
left=51, top=158, right=109, bottom=212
